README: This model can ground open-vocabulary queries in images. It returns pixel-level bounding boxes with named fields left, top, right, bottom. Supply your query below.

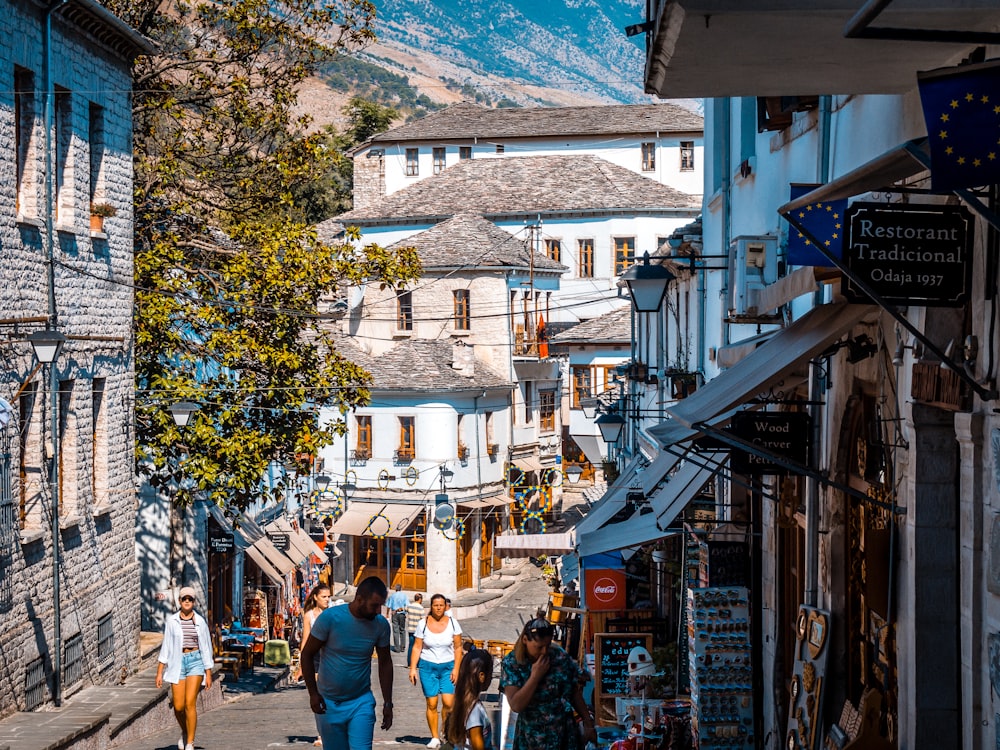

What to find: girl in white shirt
left=445, top=648, right=494, bottom=750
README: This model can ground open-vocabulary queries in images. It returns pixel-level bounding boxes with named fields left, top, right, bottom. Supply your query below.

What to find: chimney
left=452, top=341, right=475, bottom=378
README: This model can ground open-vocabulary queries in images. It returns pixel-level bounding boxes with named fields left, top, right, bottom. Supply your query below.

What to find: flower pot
left=90, top=214, right=104, bottom=233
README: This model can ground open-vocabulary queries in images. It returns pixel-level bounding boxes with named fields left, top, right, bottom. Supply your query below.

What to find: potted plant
left=89, top=201, right=117, bottom=233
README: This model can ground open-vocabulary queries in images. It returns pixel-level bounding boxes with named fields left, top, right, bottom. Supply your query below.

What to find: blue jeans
left=315, top=692, right=376, bottom=750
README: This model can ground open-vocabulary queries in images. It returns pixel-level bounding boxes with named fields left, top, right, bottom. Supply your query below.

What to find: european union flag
left=918, top=59, right=1000, bottom=191
left=784, top=184, right=846, bottom=267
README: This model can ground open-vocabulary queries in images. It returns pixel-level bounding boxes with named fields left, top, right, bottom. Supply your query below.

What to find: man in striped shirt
left=405, top=593, right=425, bottom=665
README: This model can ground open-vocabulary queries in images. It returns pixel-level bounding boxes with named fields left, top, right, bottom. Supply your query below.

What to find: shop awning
left=662, top=302, right=877, bottom=438
left=328, top=503, right=424, bottom=538
left=243, top=543, right=284, bottom=585
left=511, top=455, right=546, bottom=474
left=265, top=518, right=328, bottom=565
left=573, top=455, right=650, bottom=537
left=495, top=531, right=575, bottom=558
left=252, top=535, right=297, bottom=575
left=577, top=453, right=728, bottom=557
left=458, top=493, right=511, bottom=509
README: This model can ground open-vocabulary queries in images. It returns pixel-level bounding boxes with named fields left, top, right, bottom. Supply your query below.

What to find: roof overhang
left=644, top=1, right=1000, bottom=97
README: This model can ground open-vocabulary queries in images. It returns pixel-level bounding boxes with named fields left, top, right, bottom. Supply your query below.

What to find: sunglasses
left=180, top=596, right=195, bottom=602
left=525, top=620, right=554, bottom=639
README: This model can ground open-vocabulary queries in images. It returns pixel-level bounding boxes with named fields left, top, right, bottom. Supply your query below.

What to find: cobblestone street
left=113, top=565, right=552, bottom=750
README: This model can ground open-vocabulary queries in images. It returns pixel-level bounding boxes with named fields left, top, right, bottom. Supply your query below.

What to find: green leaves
left=115, top=0, right=419, bottom=514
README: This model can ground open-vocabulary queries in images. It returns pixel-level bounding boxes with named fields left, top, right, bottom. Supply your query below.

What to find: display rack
left=687, top=586, right=754, bottom=748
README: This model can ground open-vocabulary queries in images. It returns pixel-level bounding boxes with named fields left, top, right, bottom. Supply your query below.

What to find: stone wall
left=0, top=0, right=140, bottom=719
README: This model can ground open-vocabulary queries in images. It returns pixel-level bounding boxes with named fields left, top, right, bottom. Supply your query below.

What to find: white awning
left=266, top=518, right=328, bottom=565
left=658, top=302, right=877, bottom=444
left=458, top=494, right=511, bottom=509
left=495, top=531, right=575, bottom=558
left=329, top=503, right=424, bottom=538
left=573, top=455, right=650, bottom=538
left=243, top=544, right=284, bottom=585
left=577, top=453, right=728, bottom=557
left=716, top=330, right=778, bottom=370
left=252, top=535, right=297, bottom=575
left=512, top=455, right=546, bottom=474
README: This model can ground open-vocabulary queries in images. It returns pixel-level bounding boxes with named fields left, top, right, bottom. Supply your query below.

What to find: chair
left=212, top=629, right=241, bottom=681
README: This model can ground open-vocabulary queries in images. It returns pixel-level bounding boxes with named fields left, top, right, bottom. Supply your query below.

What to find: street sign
left=208, top=522, right=234, bottom=553
left=843, top=202, right=973, bottom=307
left=267, top=533, right=290, bottom=552
left=730, top=412, right=810, bottom=476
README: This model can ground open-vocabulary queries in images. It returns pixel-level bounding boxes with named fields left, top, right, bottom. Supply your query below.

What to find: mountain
left=297, top=0, right=704, bottom=134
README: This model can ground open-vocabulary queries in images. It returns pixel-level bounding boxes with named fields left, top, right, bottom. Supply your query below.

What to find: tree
left=103, top=0, right=421, bottom=513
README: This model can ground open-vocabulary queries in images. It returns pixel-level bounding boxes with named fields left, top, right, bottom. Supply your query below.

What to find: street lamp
left=579, top=397, right=599, bottom=420
left=28, top=329, right=65, bottom=363
left=168, top=401, right=199, bottom=427
left=314, top=475, right=331, bottom=491
left=29, top=327, right=65, bottom=706
left=621, top=251, right=675, bottom=313
left=564, top=464, right=584, bottom=484
left=595, top=412, right=626, bottom=444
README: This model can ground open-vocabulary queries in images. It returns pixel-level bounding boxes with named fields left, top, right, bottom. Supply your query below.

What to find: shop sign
left=584, top=568, right=626, bottom=610
left=730, top=412, right=810, bottom=476
left=843, top=202, right=973, bottom=307
left=267, top=533, right=290, bottom=552
left=208, top=524, right=234, bottom=554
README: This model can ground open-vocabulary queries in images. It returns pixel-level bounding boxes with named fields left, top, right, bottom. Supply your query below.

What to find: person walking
left=386, top=583, right=409, bottom=653
left=500, top=617, right=597, bottom=750
left=406, top=592, right=426, bottom=665
left=155, top=586, right=214, bottom=750
left=444, top=648, right=494, bottom=750
left=409, top=593, right=463, bottom=748
left=294, top=583, right=332, bottom=747
left=300, top=576, right=394, bottom=750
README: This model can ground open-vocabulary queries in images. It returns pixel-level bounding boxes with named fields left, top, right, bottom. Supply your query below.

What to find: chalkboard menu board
left=708, top=541, right=749, bottom=587
left=594, top=632, right=653, bottom=726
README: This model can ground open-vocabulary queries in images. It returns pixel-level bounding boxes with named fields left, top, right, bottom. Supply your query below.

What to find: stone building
left=0, top=0, right=151, bottom=717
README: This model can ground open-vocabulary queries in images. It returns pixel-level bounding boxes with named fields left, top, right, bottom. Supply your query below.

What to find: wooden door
left=456, top=522, right=474, bottom=590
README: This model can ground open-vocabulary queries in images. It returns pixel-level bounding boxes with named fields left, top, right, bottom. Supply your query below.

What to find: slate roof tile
left=550, top=306, right=632, bottom=344
left=338, top=155, right=700, bottom=223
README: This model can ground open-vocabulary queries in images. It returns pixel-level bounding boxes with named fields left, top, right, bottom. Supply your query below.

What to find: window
left=55, top=86, right=72, bottom=222
left=485, top=411, right=496, bottom=455
left=19, top=384, right=37, bottom=529
left=641, top=142, right=656, bottom=171
left=495, top=144, right=505, bottom=154
left=58, top=380, right=76, bottom=515
left=92, top=378, right=107, bottom=506
left=544, top=239, right=561, bottom=263
left=578, top=239, right=594, bottom=278
left=88, top=103, right=105, bottom=208
left=680, top=140, right=695, bottom=171
left=459, top=146, right=472, bottom=160
left=539, top=391, right=556, bottom=432
left=523, top=382, right=533, bottom=425
left=571, top=366, right=593, bottom=408
left=397, top=417, right=415, bottom=460
left=355, top=415, right=372, bottom=460
left=433, top=146, right=446, bottom=174
left=457, top=414, right=467, bottom=459
left=453, top=289, right=470, bottom=331
left=614, top=237, right=635, bottom=276
left=14, top=67, right=35, bottom=216
left=24, top=656, right=46, bottom=711
left=396, top=289, right=413, bottom=330
left=0, top=435, right=13, bottom=609
left=97, top=612, right=114, bottom=664
left=64, top=633, right=84, bottom=687
left=405, top=147, right=419, bottom=176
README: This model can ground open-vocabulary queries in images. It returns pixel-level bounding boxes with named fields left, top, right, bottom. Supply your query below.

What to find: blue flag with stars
left=784, top=184, right=846, bottom=267
left=918, top=59, right=1000, bottom=191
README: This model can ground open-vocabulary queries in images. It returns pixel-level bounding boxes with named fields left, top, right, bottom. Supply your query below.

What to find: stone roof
left=334, top=337, right=512, bottom=391
left=388, top=213, right=565, bottom=273
left=550, top=306, right=632, bottom=344
left=338, top=155, right=700, bottom=224
left=363, top=102, right=703, bottom=145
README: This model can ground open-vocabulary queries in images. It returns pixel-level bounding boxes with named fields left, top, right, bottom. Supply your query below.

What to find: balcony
left=350, top=448, right=370, bottom=466
left=458, top=443, right=469, bottom=463
left=394, top=447, right=415, bottom=464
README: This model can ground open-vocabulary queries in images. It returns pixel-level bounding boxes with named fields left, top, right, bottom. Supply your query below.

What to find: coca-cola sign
left=585, top=568, right=626, bottom=610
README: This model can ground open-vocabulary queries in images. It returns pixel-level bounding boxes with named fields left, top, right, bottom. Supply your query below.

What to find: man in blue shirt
left=300, top=576, right=393, bottom=750
left=385, top=584, right=409, bottom=653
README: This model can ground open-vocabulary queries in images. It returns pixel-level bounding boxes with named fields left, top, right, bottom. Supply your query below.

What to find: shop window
left=405, top=147, right=419, bottom=176
left=641, top=142, right=655, bottom=171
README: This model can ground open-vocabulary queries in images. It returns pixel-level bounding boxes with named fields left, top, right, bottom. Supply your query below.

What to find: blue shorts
left=178, top=650, right=205, bottom=680
left=315, top=692, right=376, bottom=750
left=417, top=659, right=455, bottom=698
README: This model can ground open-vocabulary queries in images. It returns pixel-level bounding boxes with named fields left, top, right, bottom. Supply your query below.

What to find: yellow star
left=798, top=212, right=805, bottom=218
left=951, top=99, right=960, bottom=109
left=832, top=233, right=839, bottom=239
left=806, top=205, right=813, bottom=211
left=940, top=130, right=948, bottom=139
left=833, top=213, right=839, bottom=219
left=974, top=158, right=982, bottom=167
left=835, top=223, right=841, bottom=229
left=797, top=232, right=804, bottom=238
left=826, top=205, right=832, bottom=212
left=983, top=95, right=990, bottom=104
left=816, top=203, right=823, bottom=209
left=804, top=240, right=812, bottom=246
left=945, top=146, right=954, bottom=155
left=824, top=240, right=831, bottom=247
left=995, top=105, right=1000, bottom=114
left=989, top=152, right=997, bottom=161
left=957, top=156, right=966, bottom=165
left=966, top=92, right=974, bottom=102
left=941, top=113, right=950, bottom=122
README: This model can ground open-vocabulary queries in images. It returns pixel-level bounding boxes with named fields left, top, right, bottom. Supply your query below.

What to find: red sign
left=585, top=568, right=626, bottom=610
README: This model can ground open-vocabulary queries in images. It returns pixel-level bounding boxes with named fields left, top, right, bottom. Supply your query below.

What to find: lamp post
left=168, top=401, right=199, bottom=428
left=167, top=400, right=198, bottom=629
left=595, top=412, right=626, bottom=445
left=564, top=464, right=584, bottom=484
left=29, top=328, right=64, bottom=706
left=620, top=251, right=675, bottom=313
